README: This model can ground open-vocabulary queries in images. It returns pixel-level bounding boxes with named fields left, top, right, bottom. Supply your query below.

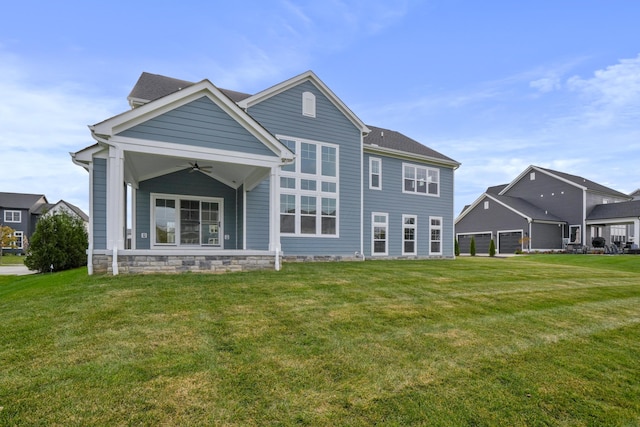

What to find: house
left=455, top=165, right=639, bottom=254
left=0, top=192, right=48, bottom=254
left=71, top=71, right=460, bottom=274
left=42, top=200, right=90, bottom=232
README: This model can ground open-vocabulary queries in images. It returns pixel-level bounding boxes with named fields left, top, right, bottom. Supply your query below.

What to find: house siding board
left=118, top=97, right=276, bottom=157
left=455, top=195, right=529, bottom=244
left=505, top=172, right=583, bottom=226
left=531, top=222, right=563, bottom=249
left=363, top=154, right=456, bottom=257
left=248, top=80, right=362, bottom=256
left=245, top=180, right=270, bottom=250
left=137, top=169, right=239, bottom=249
left=93, top=158, right=108, bottom=249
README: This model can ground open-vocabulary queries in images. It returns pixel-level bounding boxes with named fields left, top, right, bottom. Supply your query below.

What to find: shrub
left=489, top=239, right=496, bottom=257
left=454, top=238, right=460, bottom=256
left=25, top=211, right=88, bottom=273
left=470, top=236, right=476, bottom=256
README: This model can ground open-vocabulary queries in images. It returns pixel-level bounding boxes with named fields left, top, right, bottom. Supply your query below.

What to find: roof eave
left=364, top=144, right=460, bottom=169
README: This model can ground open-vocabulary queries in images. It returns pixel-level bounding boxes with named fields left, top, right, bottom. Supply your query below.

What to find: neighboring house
left=0, top=192, right=48, bottom=254
left=455, top=165, right=639, bottom=254
left=72, top=71, right=460, bottom=274
left=42, top=200, right=90, bottom=232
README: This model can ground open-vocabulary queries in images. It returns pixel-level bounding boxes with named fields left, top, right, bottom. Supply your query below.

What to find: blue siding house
left=72, top=71, right=460, bottom=274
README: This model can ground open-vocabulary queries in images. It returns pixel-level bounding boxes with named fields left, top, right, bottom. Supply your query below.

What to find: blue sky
left=1, top=0, right=639, bottom=215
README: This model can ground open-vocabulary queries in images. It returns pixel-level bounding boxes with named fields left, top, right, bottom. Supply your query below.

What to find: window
left=370, top=158, right=381, bottom=189
left=530, top=172, right=536, bottom=180
left=4, top=210, right=21, bottom=223
left=302, top=91, right=316, bottom=117
left=569, top=225, right=581, bottom=243
left=152, top=195, right=222, bottom=247
left=430, top=217, right=442, bottom=255
left=484, top=201, right=489, bottom=210
left=403, top=164, right=439, bottom=196
left=279, top=136, right=339, bottom=236
left=14, top=231, right=23, bottom=249
left=403, top=215, right=417, bottom=255
left=372, top=213, right=388, bottom=255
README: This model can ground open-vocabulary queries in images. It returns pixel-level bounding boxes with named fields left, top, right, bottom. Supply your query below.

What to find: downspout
left=71, top=152, right=94, bottom=275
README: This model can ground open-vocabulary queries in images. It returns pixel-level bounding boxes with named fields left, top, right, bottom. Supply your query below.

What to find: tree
left=470, top=236, right=476, bottom=256
left=25, top=211, right=88, bottom=273
left=489, top=239, right=496, bottom=257
left=0, top=225, right=18, bottom=264
left=454, top=238, right=460, bottom=256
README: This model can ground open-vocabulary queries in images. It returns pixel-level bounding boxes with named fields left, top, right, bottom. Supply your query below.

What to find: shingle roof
left=364, top=125, right=459, bottom=164
left=587, top=200, right=640, bottom=220
left=538, top=167, right=631, bottom=199
left=41, top=200, right=89, bottom=222
left=0, top=192, right=47, bottom=211
left=487, top=184, right=508, bottom=195
left=490, top=194, right=564, bottom=222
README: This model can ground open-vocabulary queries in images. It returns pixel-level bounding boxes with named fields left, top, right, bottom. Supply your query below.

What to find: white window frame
left=150, top=193, right=224, bottom=248
left=402, top=214, right=417, bottom=255
left=429, top=216, right=443, bottom=255
left=4, top=210, right=21, bottom=223
left=302, top=91, right=316, bottom=117
left=372, top=212, right=388, bottom=256
left=402, top=163, right=440, bottom=196
left=369, top=157, right=382, bottom=190
left=530, top=172, right=536, bottom=180
left=14, top=231, right=23, bottom=249
left=278, top=135, right=339, bottom=237
left=483, top=201, right=489, bottom=210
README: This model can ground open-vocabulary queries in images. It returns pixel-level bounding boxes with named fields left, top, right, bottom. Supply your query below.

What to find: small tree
left=454, top=238, right=460, bottom=256
left=470, top=236, right=476, bottom=256
left=25, top=211, right=88, bottom=273
left=489, top=239, right=496, bottom=257
left=0, top=225, right=18, bottom=264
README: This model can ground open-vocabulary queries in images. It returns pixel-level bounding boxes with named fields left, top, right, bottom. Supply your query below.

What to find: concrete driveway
left=0, top=265, right=36, bottom=275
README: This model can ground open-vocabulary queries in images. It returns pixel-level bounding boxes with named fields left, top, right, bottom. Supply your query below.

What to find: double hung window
left=279, top=137, right=338, bottom=236
left=369, top=158, right=381, bottom=190
left=403, top=164, right=439, bottom=196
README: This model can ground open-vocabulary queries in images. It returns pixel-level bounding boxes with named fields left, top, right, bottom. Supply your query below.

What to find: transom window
left=403, top=164, right=439, bottom=196
left=279, top=136, right=338, bottom=237
left=403, top=215, right=417, bottom=255
left=430, top=217, right=442, bottom=255
left=152, top=194, right=223, bottom=247
left=4, top=210, right=21, bottom=223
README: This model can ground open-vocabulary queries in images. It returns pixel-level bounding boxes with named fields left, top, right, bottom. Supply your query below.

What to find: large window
left=403, top=164, right=439, bottom=196
left=372, top=213, right=388, bottom=255
left=370, top=157, right=381, bottom=190
left=152, top=195, right=222, bottom=247
left=4, top=210, right=21, bottom=223
left=279, top=136, right=339, bottom=237
left=403, top=215, right=417, bottom=255
left=430, top=217, right=442, bottom=255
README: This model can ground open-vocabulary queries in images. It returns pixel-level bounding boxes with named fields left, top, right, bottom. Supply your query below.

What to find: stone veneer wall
left=92, top=254, right=275, bottom=274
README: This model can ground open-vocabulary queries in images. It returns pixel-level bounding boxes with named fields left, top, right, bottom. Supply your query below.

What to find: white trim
left=496, top=229, right=524, bottom=253
left=302, top=91, right=316, bottom=117
left=364, top=145, right=460, bottom=169
left=369, top=157, right=382, bottom=190
left=150, top=193, right=225, bottom=249
left=402, top=214, right=417, bottom=256
left=371, top=212, right=388, bottom=256
left=3, top=210, right=21, bottom=223
left=402, top=163, right=440, bottom=197
left=429, top=216, right=443, bottom=255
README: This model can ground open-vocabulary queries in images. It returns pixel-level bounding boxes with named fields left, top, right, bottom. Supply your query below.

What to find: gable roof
left=0, top=192, right=48, bottom=211
left=489, top=194, right=564, bottom=222
left=364, top=125, right=460, bottom=167
left=587, top=200, right=640, bottom=221
left=42, top=200, right=89, bottom=222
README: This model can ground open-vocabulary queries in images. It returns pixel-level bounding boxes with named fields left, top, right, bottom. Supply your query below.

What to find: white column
left=634, top=218, right=640, bottom=247
left=107, top=146, right=125, bottom=275
left=268, top=166, right=281, bottom=270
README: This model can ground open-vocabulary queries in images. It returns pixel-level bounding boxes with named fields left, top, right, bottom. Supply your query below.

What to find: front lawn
left=1, top=255, right=639, bottom=425
left=0, top=253, right=25, bottom=265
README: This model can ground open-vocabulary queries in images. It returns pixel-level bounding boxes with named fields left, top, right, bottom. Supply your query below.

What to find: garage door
left=458, top=233, right=492, bottom=254
left=498, top=231, right=522, bottom=254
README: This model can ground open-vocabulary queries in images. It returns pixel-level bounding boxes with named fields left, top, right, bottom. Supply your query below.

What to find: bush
left=470, top=237, right=476, bottom=256
left=454, top=238, right=460, bottom=256
left=25, top=211, right=88, bottom=273
left=489, top=239, right=496, bottom=257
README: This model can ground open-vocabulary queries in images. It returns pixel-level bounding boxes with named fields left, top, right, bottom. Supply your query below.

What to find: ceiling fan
left=188, top=161, right=212, bottom=173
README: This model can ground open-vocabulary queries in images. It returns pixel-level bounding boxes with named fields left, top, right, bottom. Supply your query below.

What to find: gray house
left=0, top=192, right=48, bottom=254
left=72, top=71, right=460, bottom=274
left=455, top=165, right=639, bottom=254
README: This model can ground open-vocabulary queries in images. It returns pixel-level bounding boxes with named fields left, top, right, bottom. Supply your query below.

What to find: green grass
left=1, top=255, right=639, bottom=425
left=0, top=253, right=25, bottom=265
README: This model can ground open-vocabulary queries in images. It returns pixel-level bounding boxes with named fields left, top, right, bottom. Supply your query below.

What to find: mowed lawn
left=1, top=256, right=639, bottom=426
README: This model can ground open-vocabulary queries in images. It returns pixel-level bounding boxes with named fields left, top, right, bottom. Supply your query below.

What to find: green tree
left=0, top=225, right=18, bottom=264
left=489, top=239, right=496, bottom=257
left=454, top=238, right=460, bottom=256
left=25, top=211, right=88, bottom=273
left=470, top=236, right=476, bottom=256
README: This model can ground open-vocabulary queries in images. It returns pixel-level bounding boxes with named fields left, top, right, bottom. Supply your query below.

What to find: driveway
left=0, top=265, right=36, bottom=275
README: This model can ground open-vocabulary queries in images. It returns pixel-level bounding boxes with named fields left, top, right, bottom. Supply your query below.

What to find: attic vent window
left=530, top=172, right=536, bottom=180
left=484, top=201, right=489, bottom=210
left=302, top=91, right=316, bottom=117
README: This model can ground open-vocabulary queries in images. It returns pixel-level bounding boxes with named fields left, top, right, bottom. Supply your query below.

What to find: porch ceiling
left=125, top=151, right=268, bottom=189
